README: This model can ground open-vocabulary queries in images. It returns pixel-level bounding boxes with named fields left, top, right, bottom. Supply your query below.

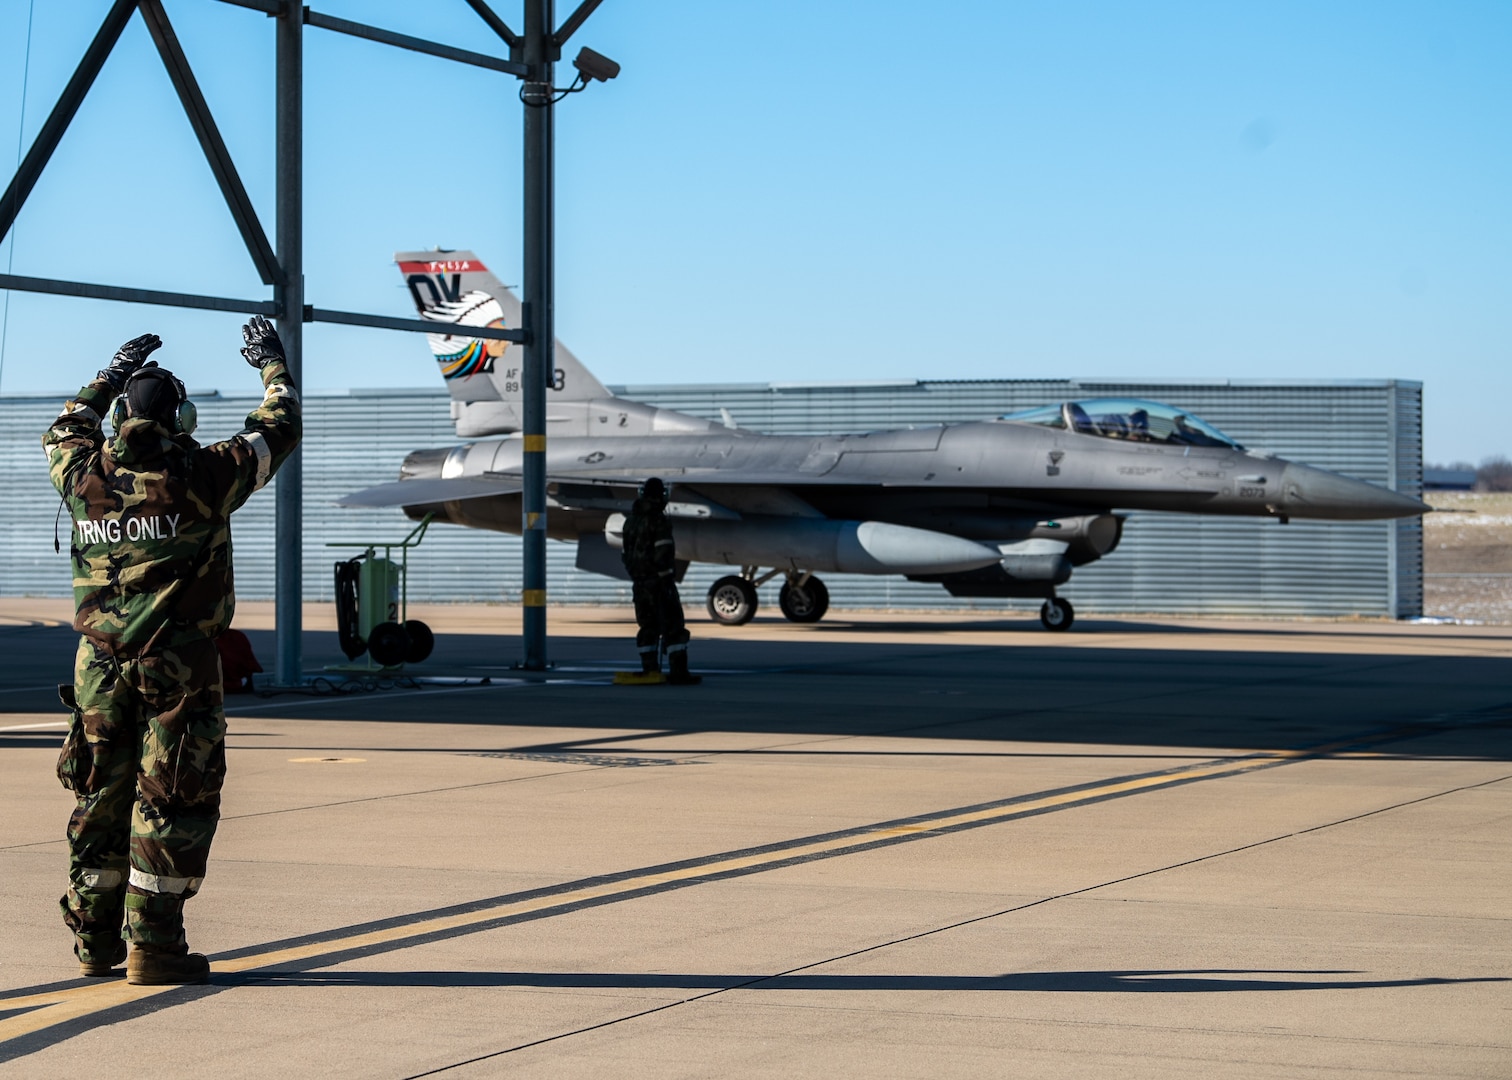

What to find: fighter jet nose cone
left=1280, top=463, right=1430, bottom=520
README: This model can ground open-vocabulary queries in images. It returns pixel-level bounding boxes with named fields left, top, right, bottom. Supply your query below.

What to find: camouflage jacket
left=43, top=360, right=302, bottom=656
left=621, top=497, right=676, bottom=582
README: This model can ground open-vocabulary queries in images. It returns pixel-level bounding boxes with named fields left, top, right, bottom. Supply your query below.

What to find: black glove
left=97, top=333, right=162, bottom=392
left=241, top=315, right=286, bottom=370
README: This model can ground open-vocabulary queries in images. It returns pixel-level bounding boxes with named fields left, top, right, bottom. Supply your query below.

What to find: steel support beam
left=274, top=3, right=303, bottom=686
left=211, top=0, right=282, bottom=13
left=138, top=0, right=279, bottom=285
left=304, top=306, right=526, bottom=342
left=520, top=0, right=555, bottom=670
left=0, top=273, right=276, bottom=315
left=0, top=0, right=135, bottom=244
left=554, top=0, right=605, bottom=48
left=304, top=10, right=528, bottom=77
left=463, top=0, right=521, bottom=49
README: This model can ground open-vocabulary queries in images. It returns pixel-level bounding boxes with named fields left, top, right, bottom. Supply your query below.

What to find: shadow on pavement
left=4, top=621, right=1511, bottom=760
left=237, top=968, right=1512, bottom=994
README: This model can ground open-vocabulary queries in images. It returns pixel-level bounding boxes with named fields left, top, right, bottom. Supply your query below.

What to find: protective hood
left=106, top=416, right=194, bottom=467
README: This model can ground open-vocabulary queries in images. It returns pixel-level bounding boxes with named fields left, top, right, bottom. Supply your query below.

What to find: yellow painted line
left=522, top=435, right=546, bottom=452
left=2, top=734, right=1398, bottom=1049
left=521, top=589, right=547, bottom=607
left=1, top=981, right=178, bottom=1041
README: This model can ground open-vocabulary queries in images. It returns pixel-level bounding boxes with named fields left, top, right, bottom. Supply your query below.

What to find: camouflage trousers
left=632, top=577, right=689, bottom=660
left=59, top=635, right=226, bottom=962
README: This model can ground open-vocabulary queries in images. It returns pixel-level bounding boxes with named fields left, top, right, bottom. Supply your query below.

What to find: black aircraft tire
left=1039, top=598, right=1075, bottom=632
left=707, top=575, right=758, bottom=626
left=778, top=578, right=830, bottom=623
left=403, top=620, right=435, bottom=664
left=367, top=621, right=410, bottom=666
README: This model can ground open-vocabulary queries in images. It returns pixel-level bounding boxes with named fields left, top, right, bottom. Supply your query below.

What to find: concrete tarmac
left=2, top=600, right=1509, bottom=1077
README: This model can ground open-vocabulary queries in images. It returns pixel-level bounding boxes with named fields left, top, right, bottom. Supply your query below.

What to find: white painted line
left=0, top=721, right=67, bottom=732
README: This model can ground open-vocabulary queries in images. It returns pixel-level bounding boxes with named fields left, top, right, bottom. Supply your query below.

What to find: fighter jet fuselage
left=342, top=251, right=1428, bottom=631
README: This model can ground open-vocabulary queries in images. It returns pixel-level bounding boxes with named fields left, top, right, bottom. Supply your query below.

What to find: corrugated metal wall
left=1, top=378, right=1422, bottom=618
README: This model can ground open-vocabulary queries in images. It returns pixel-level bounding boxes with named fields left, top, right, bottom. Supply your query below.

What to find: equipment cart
left=329, top=514, right=436, bottom=670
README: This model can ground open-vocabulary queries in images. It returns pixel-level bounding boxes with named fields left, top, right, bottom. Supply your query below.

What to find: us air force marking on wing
left=43, top=317, right=301, bottom=986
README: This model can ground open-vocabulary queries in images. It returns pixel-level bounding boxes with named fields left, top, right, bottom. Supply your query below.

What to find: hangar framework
left=2, top=376, right=1423, bottom=619
left=0, top=0, right=607, bottom=677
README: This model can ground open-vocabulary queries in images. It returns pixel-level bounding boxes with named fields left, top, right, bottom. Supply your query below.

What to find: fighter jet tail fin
left=394, top=249, right=610, bottom=412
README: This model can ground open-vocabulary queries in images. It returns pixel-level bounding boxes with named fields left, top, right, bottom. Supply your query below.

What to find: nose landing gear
left=1039, top=596, right=1074, bottom=632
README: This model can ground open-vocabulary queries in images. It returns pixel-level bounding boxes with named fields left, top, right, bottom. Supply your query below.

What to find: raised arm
left=199, top=317, right=303, bottom=513
left=42, top=334, right=161, bottom=494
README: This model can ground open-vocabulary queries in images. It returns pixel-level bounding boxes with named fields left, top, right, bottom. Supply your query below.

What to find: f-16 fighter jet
left=342, top=250, right=1428, bottom=632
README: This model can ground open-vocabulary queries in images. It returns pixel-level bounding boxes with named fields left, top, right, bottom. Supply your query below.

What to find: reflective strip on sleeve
left=79, top=868, right=124, bottom=890
left=128, top=868, right=204, bottom=895
left=654, top=539, right=674, bottom=547
left=59, top=402, right=100, bottom=425
left=242, top=431, right=273, bottom=490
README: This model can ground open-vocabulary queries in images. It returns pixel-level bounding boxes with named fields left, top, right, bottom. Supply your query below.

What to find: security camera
left=573, top=47, right=620, bottom=83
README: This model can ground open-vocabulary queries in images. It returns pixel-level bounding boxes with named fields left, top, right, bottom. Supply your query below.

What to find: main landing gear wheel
left=707, top=575, right=759, bottom=625
left=778, top=577, right=830, bottom=623
left=1039, top=598, right=1075, bottom=632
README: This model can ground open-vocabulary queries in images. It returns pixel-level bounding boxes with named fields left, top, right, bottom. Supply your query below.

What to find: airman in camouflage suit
left=621, top=477, right=700, bottom=684
left=44, top=318, right=301, bottom=984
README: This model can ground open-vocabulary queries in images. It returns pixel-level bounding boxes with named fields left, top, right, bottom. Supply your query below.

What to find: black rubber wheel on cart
left=367, top=621, right=410, bottom=666
left=403, top=620, right=434, bottom=663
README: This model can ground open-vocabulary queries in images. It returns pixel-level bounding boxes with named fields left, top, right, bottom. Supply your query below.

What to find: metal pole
left=520, top=0, right=553, bottom=670
left=274, top=3, right=303, bottom=685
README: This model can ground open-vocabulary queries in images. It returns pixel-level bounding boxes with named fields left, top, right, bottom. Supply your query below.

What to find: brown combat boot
left=78, top=937, right=127, bottom=977
left=126, top=949, right=210, bottom=985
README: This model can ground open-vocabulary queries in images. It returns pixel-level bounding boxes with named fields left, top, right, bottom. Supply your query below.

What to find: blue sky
left=1, top=0, right=1507, bottom=464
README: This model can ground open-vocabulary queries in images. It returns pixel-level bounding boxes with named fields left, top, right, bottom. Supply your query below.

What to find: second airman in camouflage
left=45, top=318, right=301, bottom=985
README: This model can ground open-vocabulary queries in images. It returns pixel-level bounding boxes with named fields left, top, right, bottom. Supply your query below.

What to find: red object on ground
left=216, top=628, right=263, bottom=693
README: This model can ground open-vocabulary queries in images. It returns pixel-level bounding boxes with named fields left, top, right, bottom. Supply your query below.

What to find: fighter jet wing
left=337, top=476, right=523, bottom=507
left=507, top=466, right=879, bottom=487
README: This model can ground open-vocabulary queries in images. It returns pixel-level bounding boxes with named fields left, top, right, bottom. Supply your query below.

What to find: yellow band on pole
left=522, top=590, right=547, bottom=607
left=523, top=435, right=547, bottom=452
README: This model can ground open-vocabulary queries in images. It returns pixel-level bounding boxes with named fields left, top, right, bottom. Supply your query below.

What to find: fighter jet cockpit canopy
left=1000, top=398, right=1244, bottom=450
